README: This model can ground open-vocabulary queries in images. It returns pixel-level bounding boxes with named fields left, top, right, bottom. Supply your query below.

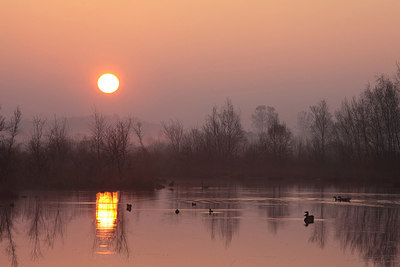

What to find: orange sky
left=1, top=0, right=400, bottom=128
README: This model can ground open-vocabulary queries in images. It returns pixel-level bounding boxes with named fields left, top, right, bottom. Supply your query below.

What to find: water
left=1, top=185, right=400, bottom=267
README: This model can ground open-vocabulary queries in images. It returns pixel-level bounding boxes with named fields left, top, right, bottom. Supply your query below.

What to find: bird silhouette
left=304, top=211, right=314, bottom=226
left=338, top=196, right=351, bottom=202
left=334, top=196, right=351, bottom=202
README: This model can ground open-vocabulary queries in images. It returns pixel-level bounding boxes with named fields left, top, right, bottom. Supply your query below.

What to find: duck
left=334, top=196, right=351, bottom=202
left=209, top=208, right=213, bottom=215
left=338, top=196, right=351, bottom=202
left=126, top=204, right=132, bottom=212
left=175, top=209, right=180, bottom=214
left=304, top=211, right=314, bottom=225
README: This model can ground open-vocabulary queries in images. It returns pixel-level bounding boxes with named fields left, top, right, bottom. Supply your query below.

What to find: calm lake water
left=1, top=185, right=400, bottom=267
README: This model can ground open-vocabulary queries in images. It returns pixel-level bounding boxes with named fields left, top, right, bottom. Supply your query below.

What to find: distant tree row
left=295, top=67, right=400, bottom=168
left=1, top=66, right=400, bottom=190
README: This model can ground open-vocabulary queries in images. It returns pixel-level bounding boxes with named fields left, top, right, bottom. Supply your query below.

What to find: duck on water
left=304, top=211, right=314, bottom=226
left=333, top=196, right=351, bottom=202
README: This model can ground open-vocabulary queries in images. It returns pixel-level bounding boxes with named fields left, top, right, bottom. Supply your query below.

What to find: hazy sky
left=1, top=0, right=400, bottom=129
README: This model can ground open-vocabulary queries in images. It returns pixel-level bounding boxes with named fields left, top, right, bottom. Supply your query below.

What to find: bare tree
left=203, top=99, right=244, bottom=159
left=294, top=111, right=313, bottom=159
left=6, top=107, right=22, bottom=153
left=364, top=75, right=400, bottom=159
left=251, top=105, right=268, bottom=135
left=47, top=115, right=69, bottom=161
left=162, top=119, right=184, bottom=153
left=90, top=111, right=107, bottom=160
left=105, top=119, right=131, bottom=178
left=132, top=119, right=145, bottom=151
left=267, top=122, right=292, bottom=160
left=28, top=116, right=47, bottom=176
left=182, top=127, right=205, bottom=156
left=219, top=99, right=245, bottom=158
left=251, top=105, right=278, bottom=135
left=0, top=106, right=6, bottom=139
left=309, top=100, right=333, bottom=160
left=203, top=106, right=221, bottom=156
left=0, top=107, right=22, bottom=182
left=250, top=105, right=292, bottom=161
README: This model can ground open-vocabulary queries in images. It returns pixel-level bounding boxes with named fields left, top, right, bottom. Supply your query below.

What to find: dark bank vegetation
left=1, top=66, right=400, bottom=192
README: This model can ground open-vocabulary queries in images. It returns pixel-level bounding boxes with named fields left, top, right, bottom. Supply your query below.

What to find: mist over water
left=1, top=185, right=400, bottom=267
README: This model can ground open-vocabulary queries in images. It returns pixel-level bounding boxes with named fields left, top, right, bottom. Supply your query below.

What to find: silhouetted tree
left=162, top=119, right=184, bottom=154
left=47, top=116, right=70, bottom=162
left=252, top=105, right=278, bottom=147
left=267, top=122, right=292, bottom=160
left=251, top=105, right=292, bottom=161
left=364, top=75, right=400, bottom=160
left=28, top=116, right=47, bottom=178
left=251, top=105, right=277, bottom=136
left=334, top=69, right=400, bottom=165
left=0, top=107, right=5, bottom=134
left=0, top=107, right=22, bottom=183
left=132, top=118, right=145, bottom=152
left=105, top=118, right=131, bottom=178
left=203, top=99, right=244, bottom=160
left=6, top=107, right=22, bottom=154
left=309, top=100, right=333, bottom=161
left=90, top=111, right=107, bottom=160
left=182, top=127, right=206, bottom=157
left=294, top=111, right=312, bottom=160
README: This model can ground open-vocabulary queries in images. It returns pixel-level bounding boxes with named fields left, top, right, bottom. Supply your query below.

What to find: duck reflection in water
left=304, top=211, right=314, bottom=226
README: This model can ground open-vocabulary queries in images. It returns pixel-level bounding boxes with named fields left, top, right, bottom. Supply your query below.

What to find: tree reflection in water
left=26, top=197, right=68, bottom=261
left=1, top=194, right=74, bottom=267
left=333, top=204, right=400, bottom=266
left=44, top=204, right=64, bottom=249
left=308, top=188, right=326, bottom=248
left=28, top=199, right=44, bottom=259
left=257, top=186, right=290, bottom=234
left=0, top=205, right=17, bottom=267
left=299, top=188, right=400, bottom=266
left=1, top=188, right=400, bottom=266
left=207, top=203, right=241, bottom=247
left=202, top=189, right=241, bottom=248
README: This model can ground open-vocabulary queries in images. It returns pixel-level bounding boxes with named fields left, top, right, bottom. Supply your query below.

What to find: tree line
left=1, top=66, right=400, bottom=190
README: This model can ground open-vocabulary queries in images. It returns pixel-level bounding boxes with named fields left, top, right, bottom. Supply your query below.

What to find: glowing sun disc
left=98, top=74, right=119, bottom=93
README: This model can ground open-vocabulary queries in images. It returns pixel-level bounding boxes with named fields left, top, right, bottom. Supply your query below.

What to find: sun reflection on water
left=95, top=192, right=119, bottom=255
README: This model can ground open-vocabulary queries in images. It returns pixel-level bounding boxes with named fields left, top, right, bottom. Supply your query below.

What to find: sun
left=98, top=73, right=119, bottom=94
